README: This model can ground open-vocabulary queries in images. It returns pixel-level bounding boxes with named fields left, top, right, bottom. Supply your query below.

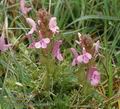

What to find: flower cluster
left=0, top=1, right=101, bottom=87
left=70, top=33, right=101, bottom=86
left=19, top=1, right=63, bottom=61
left=19, top=0, right=101, bottom=86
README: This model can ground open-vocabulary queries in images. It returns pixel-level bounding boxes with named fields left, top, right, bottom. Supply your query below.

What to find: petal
left=91, top=74, right=100, bottom=86
left=57, top=53, right=63, bottom=61
left=35, top=42, right=41, bottom=48
left=92, top=71, right=100, bottom=80
left=82, top=55, right=90, bottom=63
left=49, top=17, right=59, bottom=34
left=70, top=48, right=79, bottom=58
left=52, top=40, right=62, bottom=57
left=49, top=17, right=57, bottom=28
left=20, top=0, right=31, bottom=15
left=41, top=42, right=47, bottom=48
left=77, top=55, right=83, bottom=63
left=72, top=59, right=76, bottom=66
left=0, top=36, right=11, bottom=52
left=26, top=18, right=36, bottom=35
left=90, top=80, right=99, bottom=86
left=43, top=38, right=50, bottom=44
left=27, top=28, right=35, bottom=35
left=88, top=68, right=100, bottom=86
left=85, top=53, right=92, bottom=59
left=94, top=40, right=101, bottom=53
left=1, top=44, right=11, bottom=51
left=83, top=58, right=89, bottom=64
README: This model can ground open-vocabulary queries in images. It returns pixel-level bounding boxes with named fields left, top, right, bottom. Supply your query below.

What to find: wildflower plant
left=1, top=0, right=101, bottom=108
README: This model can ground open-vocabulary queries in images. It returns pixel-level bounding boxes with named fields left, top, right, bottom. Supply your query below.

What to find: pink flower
left=87, top=67, right=100, bottom=86
left=93, top=40, right=101, bottom=53
left=26, top=18, right=36, bottom=35
left=34, top=38, right=50, bottom=48
left=70, top=48, right=79, bottom=66
left=49, top=17, right=59, bottom=34
left=77, top=48, right=92, bottom=64
left=52, top=40, right=63, bottom=61
left=20, top=0, right=32, bottom=15
left=0, top=36, right=11, bottom=52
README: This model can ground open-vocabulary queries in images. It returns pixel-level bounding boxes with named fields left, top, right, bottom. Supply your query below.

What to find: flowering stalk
left=71, top=33, right=101, bottom=86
